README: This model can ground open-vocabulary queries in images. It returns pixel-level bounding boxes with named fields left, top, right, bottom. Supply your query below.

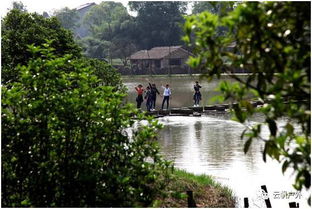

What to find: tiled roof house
left=130, top=46, right=193, bottom=71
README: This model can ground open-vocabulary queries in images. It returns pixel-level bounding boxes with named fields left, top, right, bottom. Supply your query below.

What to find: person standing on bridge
left=135, top=84, right=144, bottom=109
left=149, top=83, right=160, bottom=111
left=193, top=81, right=202, bottom=107
left=161, top=84, right=171, bottom=110
left=145, top=86, right=153, bottom=112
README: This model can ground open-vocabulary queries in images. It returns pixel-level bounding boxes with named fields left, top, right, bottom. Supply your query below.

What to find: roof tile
left=130, top=46, right=182, bottom=59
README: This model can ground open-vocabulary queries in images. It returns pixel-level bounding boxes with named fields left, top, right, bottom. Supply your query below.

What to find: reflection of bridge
left=145, top=101, right=264, bottom=117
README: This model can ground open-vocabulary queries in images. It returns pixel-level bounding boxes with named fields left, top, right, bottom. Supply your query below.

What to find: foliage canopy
left=1, top=9, right=81, bottom=84
left=79, top=2, right=136, bottom=64
left=2, top=7, right=170, bottom=207
left=184, top=1, right=310, bottom=201
left=2, top=43, right=170, bottom=207
left=192, top=1, right=234, bottom=16
left=129, top=1, right=187, bottom=50
left=54, top=7, right=79, bottom=31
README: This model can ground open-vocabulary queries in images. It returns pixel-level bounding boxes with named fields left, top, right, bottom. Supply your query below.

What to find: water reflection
left=158, top=116, right=261, bottom=173
left=157, top=115, right=309, bottom=208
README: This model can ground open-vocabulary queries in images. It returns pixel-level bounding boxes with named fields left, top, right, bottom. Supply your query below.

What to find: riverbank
left=154, top=169, right=235, bottom=208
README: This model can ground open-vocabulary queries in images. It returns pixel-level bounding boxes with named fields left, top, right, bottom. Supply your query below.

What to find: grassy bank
left=153, top=169, right=235, bottom=208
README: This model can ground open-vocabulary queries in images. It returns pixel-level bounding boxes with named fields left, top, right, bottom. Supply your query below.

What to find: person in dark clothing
left=149, top=83, right=160, bottom=110
left=135, top=84, right=144, bottom=108
left=193, top=81, right=202, bottom=106
left=145, top=86, right=153, bottom=112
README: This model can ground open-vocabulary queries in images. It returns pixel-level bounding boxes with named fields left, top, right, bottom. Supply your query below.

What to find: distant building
left=74, top=2, right=96, bottom=39
left=129, top=46, right=193, bottom=73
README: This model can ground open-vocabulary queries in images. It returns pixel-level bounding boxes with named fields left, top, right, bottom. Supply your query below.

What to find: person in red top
left=135, top=84, right=144, bottom=108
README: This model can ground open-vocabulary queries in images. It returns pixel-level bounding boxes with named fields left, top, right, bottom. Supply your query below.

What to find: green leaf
left=282, top=160, right=289, bottom=174
left=266, top=118, right=277, bottom=136
left=240, top=129, right=247, bottom=140
left=295, top=136, right=305, bottom=145
left=210, top=95, right=225, bottom=103
left=21, top=199, right=30, bottom=206
left=244, top=138, right=252, bottom=154
left=285, top=123, right=294, bottom=136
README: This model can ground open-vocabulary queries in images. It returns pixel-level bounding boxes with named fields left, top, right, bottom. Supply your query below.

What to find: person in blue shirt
left=145, top=86, right=153, bottom=112
left=161, top=84, right=171, bottom=110
left=149, top=83, right=160, bottom=111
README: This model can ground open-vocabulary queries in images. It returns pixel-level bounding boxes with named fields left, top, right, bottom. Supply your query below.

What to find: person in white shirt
left=161, top=84, right=171, bottom=110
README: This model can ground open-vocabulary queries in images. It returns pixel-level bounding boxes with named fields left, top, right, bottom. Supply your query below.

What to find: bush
left=2, top=43, right=169, bottom=207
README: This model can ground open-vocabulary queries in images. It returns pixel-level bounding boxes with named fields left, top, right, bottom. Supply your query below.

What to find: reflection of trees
left=244, top=138, right=264, bottom=171
left=158, top=125, right=186, bottom=162
left=159, top=117, right=263, bottom=175
left=158, top=118, right=264, bottom=174
left=200, top=121, right=262, bottom=172
left=202, top=123, right=237, bottom=166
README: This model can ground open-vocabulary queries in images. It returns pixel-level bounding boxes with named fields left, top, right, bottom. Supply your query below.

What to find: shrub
left=2, top=43, right=169, bottom=207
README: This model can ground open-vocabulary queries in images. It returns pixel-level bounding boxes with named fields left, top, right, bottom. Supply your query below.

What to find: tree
left=81, top=2, right=135, bottom=64
left=184, top=1, right=310, bottom=202
left=12, top=1, right=27, bottom=12
left=2, top=8, right=125, bottom=91
left=111, top=40, right=137, bottom=67
left=2, top=42, right=170, bottom=207
left=108, top=17, right=138, bottom=66
left=129, top=1, right=188, bottom=49
left=80, top=57, right=124, bottom=90
left=192, top=2, right=235, bottom=36
left=192, top=1, right=234, bottom=15
left=54, top=7, right=79, bottom=31
left=78, top=36, right=110, bottom=60
left=1, top=9, right=81, bottom=85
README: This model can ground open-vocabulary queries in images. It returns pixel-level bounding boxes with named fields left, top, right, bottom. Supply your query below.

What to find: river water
left=123, top=75, right=309, bottom=208
left=157, top=115, right=309, bottom=208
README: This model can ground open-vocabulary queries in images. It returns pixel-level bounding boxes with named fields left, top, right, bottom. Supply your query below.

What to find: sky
left=0, top=0, right=130, bottom=17
left=0, top=0, right=195, bottom=18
